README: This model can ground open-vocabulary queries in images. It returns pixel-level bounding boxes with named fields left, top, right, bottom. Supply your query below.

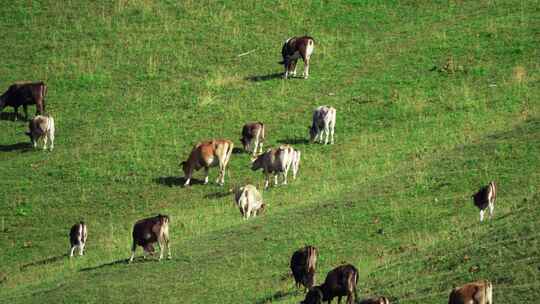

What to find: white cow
left=309, top=106, right=336, bottom=145
left=234, top=184, right=265, bottom=219
left=251, top=145, right=294, bottom=189
left=26, top=114, right=55, bottom=151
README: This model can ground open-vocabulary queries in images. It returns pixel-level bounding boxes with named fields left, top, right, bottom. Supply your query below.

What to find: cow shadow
left=79, top=258, right=130, bottom=272
left=204, top=191, right=231, bottom=200
left=0, top=112, right=26, bottom=121
left=154, top=176, right=206, bottom=187
left=0, top=142, right=32, bottom=152
left=254, top=290, right=299, bottom=304
left=20, top=254, right=67, bottom=270
left=232, top=147, right=244, bottom=154
left=245, top=72, right=283, bottom=82
left=277, top=137, right=309, bottom=145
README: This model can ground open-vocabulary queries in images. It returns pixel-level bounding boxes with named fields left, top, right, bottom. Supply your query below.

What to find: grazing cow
left=181, top=139, right=234, bottom=186
left=359, top=297, right=391, bottom=304
left=301, top=264, right=359, bottom=304
left=241, top=122, right=265, bottom=155
left=291, top=148, right=301, bottom=180
left=280, top=36, right=315, bottom=79
left=290, top=245, right=318, bottom=291
left=25, top=114, right=55, bottom=151
left=0, top=82, right=47, bottom=120
left=448, top=280, right=492, bottom=304
left=129, top=214, right=171, bottom=263
left=251, top=145, right=294, bottom=189
left=471, top=181, right=497, bottom=222
left=234, top=184, right=265, bottom=219
left=69, top=222, right=87, bottom=258
left=310, top=106, right=336, bottom=145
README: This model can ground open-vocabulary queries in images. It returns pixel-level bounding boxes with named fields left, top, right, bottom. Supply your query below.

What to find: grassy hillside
left=1, top=1, right=538, bottom=303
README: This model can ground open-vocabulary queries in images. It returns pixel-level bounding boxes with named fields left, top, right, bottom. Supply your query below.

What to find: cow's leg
left=13, top=106, right=19, bottom=121
left=42, top=135, right=48, bottom=150
left=324, top=125, right=330, bottom=144
left=203, top=167, right=209, bottom=184
left=282, top=170, right=288, bottom=185
left=23, top=104, right=28, bottom=120
left=291, top=60, right=298, bottom=77
left=49, top=133, right=54, bottom=151
left=69, top=245, right=76, bottom=257
left=79, top=242, right=85, bottom=256
left=489, top=202, right=494, bottom=219
left=479, top=209, right=485, bottom=222
left=252, top=138, right=259, bottom=156
left=330, top=123, right=335, bottom=144
left=274, top=174, right=279, bottom=186
left=216, top=165, right=225, bottom=186
left=264, top=172, right=270, bottom=189
left=303, top=58, right=310, bottom=79
left=258, top=141, right=263, bottom=154
left=283, top=62, right=289, bottom=79
left=129, top=241, right=137, bottom=263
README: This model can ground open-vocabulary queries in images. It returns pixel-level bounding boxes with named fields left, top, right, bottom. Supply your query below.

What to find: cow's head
left=300, top=287, right=323, bottom=304
left=250, top=154, right=263, bottom=171
left=0, top=94, right=6, bottom=112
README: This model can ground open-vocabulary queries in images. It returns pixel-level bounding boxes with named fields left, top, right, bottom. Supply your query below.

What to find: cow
left=0, top=82, right=47, bottom=120
left=25, top=114, right=55, bottom=151
left=448, top=280, right=493, bottom=304
left=241, top=122, right=265, bottom=156
left=280, top=36, right=315, bottom=79
left=69, top=222, right=87, bottom=258
left=291, top=148, right=301, bottom=180
left=359, top=297, right=391, bottom=304
left=290, top=245, right=318, bottom=291
left=129, top=214, right=171, bottom=263
left=471, top=181, right=497, bottom=222
left=309, top=106, right=336, bottom=145
left=251, top=145, right=294, bottom=189
left=300, top=264, right=359, bottom=304
left=180, top=139, right=234, bottom=186
left=234, top=184, right=265, bottom=219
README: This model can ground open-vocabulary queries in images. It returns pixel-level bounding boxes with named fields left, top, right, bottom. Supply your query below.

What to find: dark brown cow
left=290, top=245, right=318, bottom=291
left=241, top=122, right=265, bottom=155
left=448, top=280, right=492, bottom=304
left=129, top=214, right=171, bottom=263
left=0, top=82, right=47, bottom=120
left=301, top=264, right=359, bottom=304
left=280, top=36, right=315, bottom=79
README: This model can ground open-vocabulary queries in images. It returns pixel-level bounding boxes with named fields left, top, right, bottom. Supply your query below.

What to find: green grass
left=0, top=0, right=539, bottom=303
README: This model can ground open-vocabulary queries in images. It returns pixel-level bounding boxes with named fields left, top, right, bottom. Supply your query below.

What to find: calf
left=241, top=122, right=265, bottom=155
left=181, top=139, right=234, bottom=186
left=448, top=280, right=492, bottom=304
left=25, top=114, right=55, bottom=151
left=359, top=297, right=390, bottom=304
left=290, top=245, right=318, bottom=291
left=69, top=222, right=87, bottom=258
left=234, top=184, right=265, bottom=219
left=471, top=181, right=497, bottom=222
left=280, top=36, right=315, bottom=79
left=301, top=264, right=359, bottom=304
left=0, top=81, right=46, bottom=120
left=129, top=214, right=171, bottom=263
left=251, top=145, right=294, bottom=189
left=310, top=106, right=336, bottom=145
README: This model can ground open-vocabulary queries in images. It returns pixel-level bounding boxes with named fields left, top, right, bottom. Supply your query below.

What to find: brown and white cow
left=472, top=181, right=497, bottom=222
left=25, top=114, right=55, bottom=151
left=280, top=36, right=315, bottom=79
left=180, top=139, right=233, bottom=186
left=448, top=280, right=493, bottom=304
left=241, top=122, right=265, bottom=156
left=251, top=145, right=294, bottom=189
left=0, top=82, right=47, bottom=120
left=69, top=221, right=87, bottom=258
left=234, top=184, right=265, bottom=219
left=310, top=106, right=336, bottom=145
left=129, top=214, right=171, bottom=263
left=301, top=264, right=359, bottom=304
left=290, top=245, right=318, bottom=291
left=359, top=297, right=391, bottom=304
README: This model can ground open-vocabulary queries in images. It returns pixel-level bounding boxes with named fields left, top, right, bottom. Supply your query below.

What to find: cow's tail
left=348, top=266, right=359, bottom=301
left=40, top=82, right=47, bottom=114
left=307, top=246, right=317, bottom=272
left=225, top=141, right=234, bottom=179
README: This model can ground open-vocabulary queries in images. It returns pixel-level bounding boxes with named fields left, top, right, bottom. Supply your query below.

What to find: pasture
left=0, top=1, right=538, bottom=303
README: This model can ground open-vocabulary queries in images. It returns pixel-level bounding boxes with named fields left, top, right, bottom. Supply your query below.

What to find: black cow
left=301, top=264, right=359, bottom=304
left=129, top=214, right=171, bottom=262
left=290, top=245, right=318, bottom=291
left=0, top=82, right=47, bottom=120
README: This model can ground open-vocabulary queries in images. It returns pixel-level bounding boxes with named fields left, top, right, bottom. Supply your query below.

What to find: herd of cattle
left=2, top=36, right=498, bottom=303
